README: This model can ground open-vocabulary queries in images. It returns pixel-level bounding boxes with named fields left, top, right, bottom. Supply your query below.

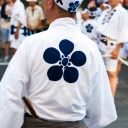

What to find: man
left=9, top=0, right=28, bottom=55
left=82, top=7, right=98, bottom=44
left=81, top=8, right=89, bottom=22
left=97, top=0, right=128, bottom=96
left=0, top=0, right=117, bottom=128
left=26, top=0, right=44, bottom=36
left=76, top=8, right=89, bottom=32
left=1, top=0, right=14, bottom=62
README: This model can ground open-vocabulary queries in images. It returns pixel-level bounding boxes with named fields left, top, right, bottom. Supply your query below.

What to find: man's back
left=0, top=17, right=117, bottom=128
left=23, top=18, right=98, bottom=121
left=0, top=0, right=117, bottom=127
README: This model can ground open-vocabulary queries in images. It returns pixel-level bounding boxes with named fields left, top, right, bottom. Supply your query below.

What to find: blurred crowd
left=77, top=0, right=128, bottom=96
left=0, top=0, right=49, bottom=62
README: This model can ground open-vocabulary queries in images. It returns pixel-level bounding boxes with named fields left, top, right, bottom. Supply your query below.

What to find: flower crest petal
left=59, top=39, right=74, bottom=57
left=43, top=48, right=60, bottom=64
left=69, top=2, right=74, bottom=6
left=68, top=8, right=72, bottom=12
left=47, top=66, right=63, bottom=81
left=63, top=67, right=79, bottom=83
left=75, top=1, right=79, bottom=5
left=70, top=51, right=86, bottom=66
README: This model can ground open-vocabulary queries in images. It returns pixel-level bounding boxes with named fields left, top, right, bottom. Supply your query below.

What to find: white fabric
left=76, top=19, right=84, bottom=32
left=0, top=18, right=117, bottom=128
left=98, top=40, right=117, bottom=53
left=26, top=5, right=44, bottom=28
left=9, top=0, right=27, bottom=48
left=10, top=0, right=26, bottom=28
left=97, top=4, right=128, bottom=45
left=82, top=19, right=98, bottom=43
left=10, top=40, right=22, bottom=49
left=54, top=0, right=83, bottom=12
left=100, top=50, right=118, bottom=72
left=81, top=8, right=88, bottom=14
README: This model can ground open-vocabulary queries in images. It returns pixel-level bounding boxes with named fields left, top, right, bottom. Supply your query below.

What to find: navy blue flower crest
left=86, top=24, right=93, bottom=33
left=43, top=39, right=86, bottom=83
left=68, top=1, right=80, bottom=12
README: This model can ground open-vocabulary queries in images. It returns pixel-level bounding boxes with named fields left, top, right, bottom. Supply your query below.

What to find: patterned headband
left=81, top=9, right=88, bottom=14
left=54, top=0, right=83, bottom=12
left=88, top=10, right=98, bottom=17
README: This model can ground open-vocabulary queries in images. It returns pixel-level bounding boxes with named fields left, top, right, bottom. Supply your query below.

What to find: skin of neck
left=111, top=2, right=119, bottom=9
left=12, top=0, right=16, bottom=3
left=31, top=3, right=36, bottom=8
left=48, top=7, right=75, bottom=23
left=8, top=1, right=14, bottom=5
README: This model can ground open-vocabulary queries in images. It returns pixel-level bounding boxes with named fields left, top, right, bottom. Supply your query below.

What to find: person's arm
left=84, top=46, right=117, bottom=128
left=14, top=2, right=26, bottom=39
left=116, top=9, right=128, bottom=48
left=111, top=43, right=123, bottom=59
left=0, top=38, right=30, bottom=128
left=15, top=22, right=22, bottom=39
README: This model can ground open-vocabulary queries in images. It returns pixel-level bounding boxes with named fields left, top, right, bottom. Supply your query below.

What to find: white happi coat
left=9, top=0, right=27, bottom=42
left=82, top=19, right=98, bottom=43
left=0, top=18, right=117, bottom=128
left=97, top=4, right=128, bottom=52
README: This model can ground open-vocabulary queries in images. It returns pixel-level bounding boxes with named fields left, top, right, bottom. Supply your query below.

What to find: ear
left=47, top=0, right=55, bottom=10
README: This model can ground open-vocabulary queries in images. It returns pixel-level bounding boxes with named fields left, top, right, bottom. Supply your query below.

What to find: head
left=28, top=1, right=36, bottom=7
left=5, top=0, right=13, bottom=4
left=11, top=0, right=16, bottom=3
left=26, top=0, right=37, bottom=7
left=108, top=0, right=120, bottom=8
left=87, top=0, right=96, bottom=9
left=81, top=9, right=89, bottom=21
left=88, top=7, right=97, bottom=19
left=42, top=0, right=83, bottom=23
left=120, top=0, right=124, bottom=5
left=125, top=0, right=128, bottom=6
left=100, top=2, right=110, bottom=10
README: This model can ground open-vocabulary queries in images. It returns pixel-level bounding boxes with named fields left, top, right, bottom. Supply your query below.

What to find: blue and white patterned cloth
left=54, top=0, right=83, bottom=12
left=97, top=4, right=128, bottom=53
left=0, top=18, right=117, bottom=128
left=82, top=19, right=98, bottom=43
left=9, top=0, right=28, bottom=49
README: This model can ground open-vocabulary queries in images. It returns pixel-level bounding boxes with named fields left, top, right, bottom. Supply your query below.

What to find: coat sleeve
left=0, top=38, right=30, bottom=128
left=84, top=47, right=117, bottom=128
left=14, top=1, right=26, bottom=26
left=117, top=10, right=128, bottom=43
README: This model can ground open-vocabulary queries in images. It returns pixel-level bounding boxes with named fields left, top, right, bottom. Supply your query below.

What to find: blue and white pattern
left=86, top=24, right=93, bottom=33
left=56, top=0, right=63, bottom=5
left=68, top=1, right=80, bottom=12
left=88, top=10, right=97, bottom=17
left=102, top=9, right=117, bottom=24
left=54, top=0, right=83, bottom=12
left=10, top=25, right=28, bottom=36
left=43, top=39, right=86, bottom=83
